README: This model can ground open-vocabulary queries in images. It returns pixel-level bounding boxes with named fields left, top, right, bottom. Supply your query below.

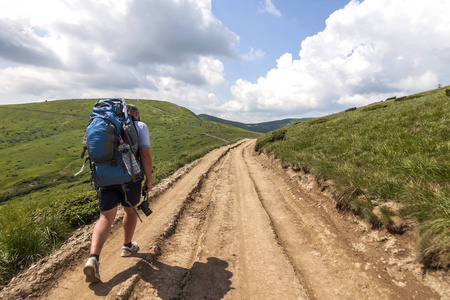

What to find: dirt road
left=1, top=139, right=449, bottom=299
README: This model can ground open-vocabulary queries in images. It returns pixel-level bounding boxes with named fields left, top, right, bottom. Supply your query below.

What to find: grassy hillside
left=0, top=98, right=259, bottom=284
left=198, top=114, right=311, bottom=133
left=256, top=87, right=450, bottom=268
left=0, top=99, right=258, bottom=199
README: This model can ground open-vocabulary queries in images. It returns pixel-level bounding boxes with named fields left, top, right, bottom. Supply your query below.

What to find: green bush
left=58, top=192, right=98, bottom=228
left=255, top=129, right=287, bottom=151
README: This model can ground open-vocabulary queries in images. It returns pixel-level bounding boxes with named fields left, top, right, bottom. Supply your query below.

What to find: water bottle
left=118, top=137, right=141, bottom=178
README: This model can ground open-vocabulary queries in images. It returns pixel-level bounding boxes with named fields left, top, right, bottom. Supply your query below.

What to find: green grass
left=0, top=98, right=259, bottom=284
left=0, top=182, right=97, bottom=282
left=256, top=87, right=450, bottom=268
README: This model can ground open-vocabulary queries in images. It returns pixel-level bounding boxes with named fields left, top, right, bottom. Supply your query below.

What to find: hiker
left=83, top=104, right=153, bottom=283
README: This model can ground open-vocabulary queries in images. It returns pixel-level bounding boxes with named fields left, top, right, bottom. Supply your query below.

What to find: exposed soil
left=1, top=139, right=449, bottom=299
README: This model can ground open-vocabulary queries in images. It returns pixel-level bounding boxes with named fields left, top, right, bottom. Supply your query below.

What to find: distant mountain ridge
left=198, top=114, right=312, bottom=133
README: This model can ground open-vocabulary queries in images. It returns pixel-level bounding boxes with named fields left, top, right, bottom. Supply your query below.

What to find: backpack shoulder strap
left=122, top=116, right=140, bottom=155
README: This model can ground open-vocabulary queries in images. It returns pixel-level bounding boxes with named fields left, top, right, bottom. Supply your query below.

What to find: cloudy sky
left=1, top=0, right=449, bottom=122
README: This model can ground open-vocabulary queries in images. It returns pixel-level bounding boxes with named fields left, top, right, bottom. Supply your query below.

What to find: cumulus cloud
left=0, top=0, right=237, bottom=107
left=224, top=0, right=450, bottom=120
left=2, top=0, right=449, bottom=123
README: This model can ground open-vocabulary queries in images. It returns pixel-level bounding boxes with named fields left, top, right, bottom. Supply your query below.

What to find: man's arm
left=139, top=147, right=152, bottom=192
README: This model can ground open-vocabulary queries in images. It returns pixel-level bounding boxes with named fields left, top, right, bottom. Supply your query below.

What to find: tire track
left=242, top=140, right=440, bottom=300
left=38, top=141, right=241, bottom=300
left=226, top=141, right=308, bottom=299
left=4, top=139, right=446, bottom=300
left=129, top=148, right=232, bottom=299
left=131, top=139, right=309, bottom=299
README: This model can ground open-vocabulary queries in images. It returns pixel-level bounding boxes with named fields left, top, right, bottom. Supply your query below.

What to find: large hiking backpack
left=76, top=98, right=143, bottom=189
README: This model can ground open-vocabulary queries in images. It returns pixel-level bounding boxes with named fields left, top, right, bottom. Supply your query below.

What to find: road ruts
left=129, top=139, right=308, bottom=299
left=21, top=139, right=443, bottom=300
left=40, top=141, right=240, bottom=300
left=242, top=140, right=440, bottom=299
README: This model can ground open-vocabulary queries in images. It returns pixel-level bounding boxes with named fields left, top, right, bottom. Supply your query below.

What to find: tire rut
left=242, top=140, right=442, bottom=300
left=34, top=141, right=241, bottom=300
left=131, top=139, right=309, bottom=299
left=2, top=139, right=448, bottom=300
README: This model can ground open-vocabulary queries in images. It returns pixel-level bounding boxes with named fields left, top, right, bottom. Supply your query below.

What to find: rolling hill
left=0, top=99, right=259, bottom=199
left=198, top=114, right=311, bottom=133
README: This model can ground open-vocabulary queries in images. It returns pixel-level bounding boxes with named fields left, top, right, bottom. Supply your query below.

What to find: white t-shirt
left=135, top=121, right=150, bottom=148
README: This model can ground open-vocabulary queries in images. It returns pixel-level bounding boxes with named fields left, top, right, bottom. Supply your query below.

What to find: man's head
left=127, top=104, right=139, bottom=120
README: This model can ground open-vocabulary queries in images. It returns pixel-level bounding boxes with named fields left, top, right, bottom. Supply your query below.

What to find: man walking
left=83, top=104, right=153, bottom=283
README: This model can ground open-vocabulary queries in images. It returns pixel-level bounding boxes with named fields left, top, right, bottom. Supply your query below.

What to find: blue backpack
left=76, top=98, right=143, bottom=189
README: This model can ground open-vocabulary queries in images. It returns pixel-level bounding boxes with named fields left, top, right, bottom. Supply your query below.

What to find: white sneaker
left=121, top=242, right=139, bottom=257
left=83, top=257, right=101, bottom=283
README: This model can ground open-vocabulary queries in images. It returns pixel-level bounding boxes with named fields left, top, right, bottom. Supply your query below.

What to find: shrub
left=361, top=103, right=388, bottom=112
left=308, top=117, right=328, bottom=126
left=58, top=192, right=98, bottom=228
left=255, top=129, right=287, bottom=151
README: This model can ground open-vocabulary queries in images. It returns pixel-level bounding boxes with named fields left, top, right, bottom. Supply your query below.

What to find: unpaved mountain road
left=1, top=139, right=449, bottom=299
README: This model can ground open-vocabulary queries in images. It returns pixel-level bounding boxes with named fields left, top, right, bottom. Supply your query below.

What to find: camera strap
left=143, top=191, right=149, bottom=202
left=121, top=184, right=143, bottom=223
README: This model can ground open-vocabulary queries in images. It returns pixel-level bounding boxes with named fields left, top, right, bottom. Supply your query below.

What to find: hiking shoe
left=83, top=257, right=101, bottom=283
left=121, top=241, right=139, bottom=257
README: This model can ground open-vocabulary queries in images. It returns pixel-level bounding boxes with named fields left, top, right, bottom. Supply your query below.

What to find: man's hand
left=142, top=179, right=152, bottom=193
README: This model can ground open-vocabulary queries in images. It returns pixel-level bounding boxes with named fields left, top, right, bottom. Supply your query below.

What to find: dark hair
left=127, top=104, right=139, bottom=114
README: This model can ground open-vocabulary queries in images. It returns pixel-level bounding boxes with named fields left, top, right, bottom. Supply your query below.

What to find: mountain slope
left=198, top=114, right=311, bottom=133
left=256, top=87, right=450, bottom=268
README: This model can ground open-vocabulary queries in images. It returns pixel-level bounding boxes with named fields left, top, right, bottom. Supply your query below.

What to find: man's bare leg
left=90, top=207, right=118, bottom=256
left=123, top=206, right=138, bottom=244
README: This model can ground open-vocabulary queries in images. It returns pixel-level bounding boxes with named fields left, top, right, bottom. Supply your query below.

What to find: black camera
left=138, top=191, right=152, bottom=216
left=138, top=200, right=152, bottom=216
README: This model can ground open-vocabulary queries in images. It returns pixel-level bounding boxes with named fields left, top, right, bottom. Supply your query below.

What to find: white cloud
left=198, top=57, right=227, bottom=87
left=0, top=0, right=237, bottom=104
left=224, top=0, right=450, bottom=121
left=2, top=0, right=449, bottom=124
left=260, top=0, right=282, bottom=17
left=390, top=71, right=438, bottom=92
left=242, top=48, right=265, bottom=61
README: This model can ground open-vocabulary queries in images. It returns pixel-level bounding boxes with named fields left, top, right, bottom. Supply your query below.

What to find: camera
left=138, top=191, right=152, bottom=216
left=138, top=200, right=152, bottom=216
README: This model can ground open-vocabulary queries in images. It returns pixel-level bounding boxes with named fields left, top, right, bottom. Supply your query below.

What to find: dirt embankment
left=1, top=139, right=449, bottom=299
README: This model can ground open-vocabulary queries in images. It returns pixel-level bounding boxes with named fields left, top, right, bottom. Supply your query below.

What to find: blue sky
left=213, top=0, right=349, bottom=81
left=0, top=0, right=449, bottom=122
